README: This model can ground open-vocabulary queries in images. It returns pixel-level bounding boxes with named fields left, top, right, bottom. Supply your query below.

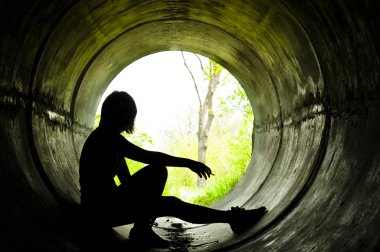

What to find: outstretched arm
left=120, top=138, right=213, bottom=179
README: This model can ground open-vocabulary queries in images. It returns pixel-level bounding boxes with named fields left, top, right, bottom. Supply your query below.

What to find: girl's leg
left=125, top=165, right=168, bottom=228
left=127, top=165, right=229, bottom=224
left=152, top=196, right=230, bottom=224
left=150, top=196, right=267, bottom=234
left=106, top=165, right=167, bottom=227
left=116, top=165, right=266, bottom=237
left=126, top=164, right=167, bottom=202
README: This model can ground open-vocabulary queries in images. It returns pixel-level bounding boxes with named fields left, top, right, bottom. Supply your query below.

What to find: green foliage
left=161, top=130, right=198, bottom=196
left=192, top=169, right=244, bottom=206
left=217, top=80, right=254, bottom=118
left=160, top=103, right=253, bottom=206
left=159, top=120, right=252, bottom=206
left=204, top=59, right=223, bottom=79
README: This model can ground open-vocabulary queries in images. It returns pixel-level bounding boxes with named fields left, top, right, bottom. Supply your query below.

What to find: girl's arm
left=121, top=138, right=213, bottom=179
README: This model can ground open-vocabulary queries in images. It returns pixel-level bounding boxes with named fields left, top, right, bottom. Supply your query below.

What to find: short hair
left=100, top=91, right=137, bottom=133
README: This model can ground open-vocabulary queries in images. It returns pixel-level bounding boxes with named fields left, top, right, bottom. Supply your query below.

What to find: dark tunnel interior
left=1, top=0, right=379, bottom=251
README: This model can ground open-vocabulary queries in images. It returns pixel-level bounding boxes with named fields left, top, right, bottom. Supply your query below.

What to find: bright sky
left=97, top=51, right=236, bottom=136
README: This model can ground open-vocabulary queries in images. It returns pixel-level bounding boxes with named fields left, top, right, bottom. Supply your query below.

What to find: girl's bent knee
left=144, top=164, right=167, bottom=184
left=138, top=164, right=167, bottom=176
left=157, top=164, right=168, bottom=173
left=151, top=164, right=167, bottom=178
left=164, top=196, right=183, bottom=205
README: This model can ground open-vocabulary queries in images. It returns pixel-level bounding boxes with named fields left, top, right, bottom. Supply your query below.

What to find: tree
left=181, top=52, right=223, bottom=187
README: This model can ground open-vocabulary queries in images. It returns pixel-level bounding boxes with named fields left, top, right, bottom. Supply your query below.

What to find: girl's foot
left=228, top=206, right=267, bottom=233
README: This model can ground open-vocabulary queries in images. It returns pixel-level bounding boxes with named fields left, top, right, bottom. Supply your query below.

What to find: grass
left=163, top=163, right=247, bottom=206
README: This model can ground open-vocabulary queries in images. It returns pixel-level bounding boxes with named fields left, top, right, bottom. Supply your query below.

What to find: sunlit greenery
left=163, top=113, right=252, bottom=206
left=161, top=94, right=253, bottom=206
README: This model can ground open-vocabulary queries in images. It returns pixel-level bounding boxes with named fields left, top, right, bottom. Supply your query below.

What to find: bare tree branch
left=181, top=51, right=202, bottom=108
left=193, top=53, right=206, bottom=74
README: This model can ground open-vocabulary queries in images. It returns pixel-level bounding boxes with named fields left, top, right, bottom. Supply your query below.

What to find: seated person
left=79, top=91, right=267, bottom=247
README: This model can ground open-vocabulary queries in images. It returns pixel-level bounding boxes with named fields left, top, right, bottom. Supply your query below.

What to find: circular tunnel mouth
left=93, top=51, right=254, bottom=207
left=29, top=1, right=327, bottom=250
left=71, top=21, right=276, bottom=206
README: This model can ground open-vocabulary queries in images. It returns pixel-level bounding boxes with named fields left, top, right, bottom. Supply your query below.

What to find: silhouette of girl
left=79, top=91, right=266, bottom=247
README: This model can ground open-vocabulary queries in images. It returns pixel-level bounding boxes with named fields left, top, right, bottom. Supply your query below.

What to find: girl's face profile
left=121, top=110, right=136, bottom=134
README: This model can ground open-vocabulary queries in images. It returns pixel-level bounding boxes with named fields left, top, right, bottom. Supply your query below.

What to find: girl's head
left=99, top=91, right=137, bottom=133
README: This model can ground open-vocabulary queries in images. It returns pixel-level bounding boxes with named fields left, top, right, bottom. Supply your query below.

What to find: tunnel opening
left=1, top=0, right=379, bottom=251
left=93, top=50, right=254, bottom=207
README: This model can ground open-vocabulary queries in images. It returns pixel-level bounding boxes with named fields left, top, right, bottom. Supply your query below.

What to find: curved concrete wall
left=0, top=0, right=379, bottom=251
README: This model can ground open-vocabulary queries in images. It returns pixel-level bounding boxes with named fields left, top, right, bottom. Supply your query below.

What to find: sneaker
left=129, top=226, right=170, bottom=248
left=228, top=206, right=267, bottom=233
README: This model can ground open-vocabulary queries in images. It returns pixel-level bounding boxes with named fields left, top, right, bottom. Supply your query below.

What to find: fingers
left=190, top=162, right=214, bottom=180
left=195, top=169, right=206, bottom=179
left=205, top=167, right=213, bottom=178
left=198, top=165, right=213, bottom=180
left=199, top=171, right=206, bottom=179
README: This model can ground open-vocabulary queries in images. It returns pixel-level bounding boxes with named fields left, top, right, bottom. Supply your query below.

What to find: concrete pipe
left=0, top=0, right=379, bottom=251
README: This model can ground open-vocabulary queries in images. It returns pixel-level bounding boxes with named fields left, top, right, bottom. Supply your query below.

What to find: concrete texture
left=0, top=0, right=379, bottom=251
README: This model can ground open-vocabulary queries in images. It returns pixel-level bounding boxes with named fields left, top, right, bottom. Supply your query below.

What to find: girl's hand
left=189, top=161, right=214, bottom=179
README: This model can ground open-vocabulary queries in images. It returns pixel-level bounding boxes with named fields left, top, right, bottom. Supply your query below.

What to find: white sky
left=97, top=51, right=236, bottom=136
